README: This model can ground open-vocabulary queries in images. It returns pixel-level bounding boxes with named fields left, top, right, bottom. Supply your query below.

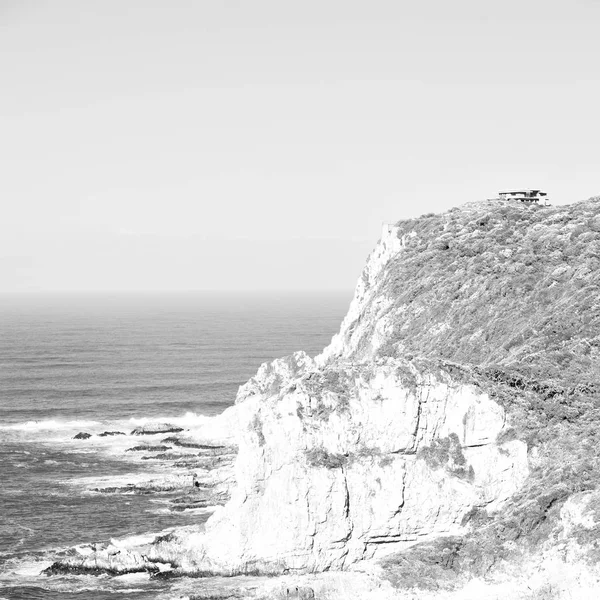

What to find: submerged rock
left=130, top=423, right=184, bottom=435
left=126, top=445, right=172, bottom=452
left=73, top=432, right=92, bottom=440
left=98, top=431, right=125, bottom=437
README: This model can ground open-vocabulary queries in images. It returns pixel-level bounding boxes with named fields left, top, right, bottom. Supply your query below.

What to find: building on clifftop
left=495, top=189, right=549, bottom=204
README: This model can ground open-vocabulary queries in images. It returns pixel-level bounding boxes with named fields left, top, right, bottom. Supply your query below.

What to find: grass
left=339, top=197, right=600, bottom=388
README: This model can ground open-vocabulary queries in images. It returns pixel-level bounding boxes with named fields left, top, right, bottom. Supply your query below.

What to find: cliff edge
left=50, top=197, right=600, bottom=597
left=182, top=197, right=600, bottom=581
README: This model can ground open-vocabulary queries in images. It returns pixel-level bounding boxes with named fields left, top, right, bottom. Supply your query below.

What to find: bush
left=349, top=198, right=600, bottom=387
left=417, top=433, right=474, bottom=481
left=305, top=447, right=347, bottom=469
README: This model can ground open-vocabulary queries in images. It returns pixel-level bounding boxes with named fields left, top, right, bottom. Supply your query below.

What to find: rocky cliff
left=149, top=200, right=600, bottom=575
left=183, top=354, right=527, bottom=574
left=49, top=197, right=600, bottom=597
left=163, top=197, right=600, bottom=580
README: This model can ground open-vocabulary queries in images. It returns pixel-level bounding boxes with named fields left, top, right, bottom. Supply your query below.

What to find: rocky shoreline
left=43, top=198, right=600, bottom=598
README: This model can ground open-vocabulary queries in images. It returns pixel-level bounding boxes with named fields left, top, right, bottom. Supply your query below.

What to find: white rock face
left=236, top=350, right=315, bottom=404
left=56, top=226, right=532, bottom=579
left=316, top=225, right=403, bottom=365
left=146, top=225, right=531, bottom=576
left=154, top=357, right=528, bottom=574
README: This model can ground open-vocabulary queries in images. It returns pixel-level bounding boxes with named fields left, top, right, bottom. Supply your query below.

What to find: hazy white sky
left=1, top=0, right=598, bottom=292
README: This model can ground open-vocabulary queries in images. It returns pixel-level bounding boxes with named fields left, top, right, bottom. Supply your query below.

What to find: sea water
left=0, top=292, right=350, bottom=599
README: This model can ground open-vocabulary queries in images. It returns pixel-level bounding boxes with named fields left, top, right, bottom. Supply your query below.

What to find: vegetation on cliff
left=377, top=199, right=600, bottom=383
left=361, top=197, right=600, bottom=590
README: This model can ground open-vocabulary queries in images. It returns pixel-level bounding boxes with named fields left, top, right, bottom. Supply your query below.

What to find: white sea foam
left=69, top=471, right=191, bottom=492
left=0, top=410, right=232, bottom=448
left=146, top=507, right=172, bottom=515
left=9, top=559, right=54, bottom=577
left=1, top=412, right=209, bottom=434
left=126, top=410, right=235, bottom=437
left=111, top=531, right=165, bottom=548
left=0, top=419, right=101, bottom=432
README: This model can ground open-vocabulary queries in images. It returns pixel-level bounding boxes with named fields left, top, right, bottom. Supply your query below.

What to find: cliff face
left=52, top=198, right=600, bottom=591
left=175, top=197, right=599, bottom=576
left=319, top=198, right=600, bottom=387
left=189, top=353, right=527, bottom=573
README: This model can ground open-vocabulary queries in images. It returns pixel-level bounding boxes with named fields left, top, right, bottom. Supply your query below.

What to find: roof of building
left=499, top=189, right=547, bottom=196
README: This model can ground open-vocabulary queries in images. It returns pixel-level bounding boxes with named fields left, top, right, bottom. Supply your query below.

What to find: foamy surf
left=0, top=411, right=234, bottom=448
left=0, top=289, right=343, bottom=598
left=67, top=471, right=186, bottom=491
left=0, top=553, right=60, bottom=582
left=0, top=419, right=102, bottom=432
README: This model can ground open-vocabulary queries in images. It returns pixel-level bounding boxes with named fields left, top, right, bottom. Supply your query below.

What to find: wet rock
left=73, top=432, right=92, bottom=440
left=161, top=437, right=230, bottom=452
left=43, top=544, right=162, bottom=577
left=170, top=498, right=214, bottom=512
left=91, top=473, right=193, bottom=495
left=92, top=484, right=149, bottom=494
left=99, top=431, right=125, bottom=437
left=43, top=561, right=157, bottom=576
left=126, top=445, right=172, bottom=453
left=140, top=451, right=194, bottom=461
left=131, top=423, right=184, bottom=436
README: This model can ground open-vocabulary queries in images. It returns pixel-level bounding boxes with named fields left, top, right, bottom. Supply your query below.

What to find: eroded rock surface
left=143, top=356, right=528, bottom=575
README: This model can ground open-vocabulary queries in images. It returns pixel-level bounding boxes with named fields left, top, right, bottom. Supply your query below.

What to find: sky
left=1, top=0, right=599, bottom=292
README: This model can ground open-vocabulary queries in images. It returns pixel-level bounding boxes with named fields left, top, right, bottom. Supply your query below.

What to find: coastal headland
left=47, top=197, right=600, bottom=599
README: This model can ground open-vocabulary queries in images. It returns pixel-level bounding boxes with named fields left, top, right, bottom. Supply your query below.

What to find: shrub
left=305, top=447, right=347, bottom=469
left=417, top=433, right=474, bottom=481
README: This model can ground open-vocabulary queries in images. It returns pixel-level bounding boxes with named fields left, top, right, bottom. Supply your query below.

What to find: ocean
left=0, top=291, right=350, bottom=599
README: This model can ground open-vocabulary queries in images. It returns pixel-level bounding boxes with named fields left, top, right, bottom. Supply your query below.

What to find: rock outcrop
left=49, top=197, right=600, bottom=589
left=147, top=354, right=527, bottom=574
left=130, top=423, right=184, bottom=435
left=317, top=198, right=600, bottom=385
